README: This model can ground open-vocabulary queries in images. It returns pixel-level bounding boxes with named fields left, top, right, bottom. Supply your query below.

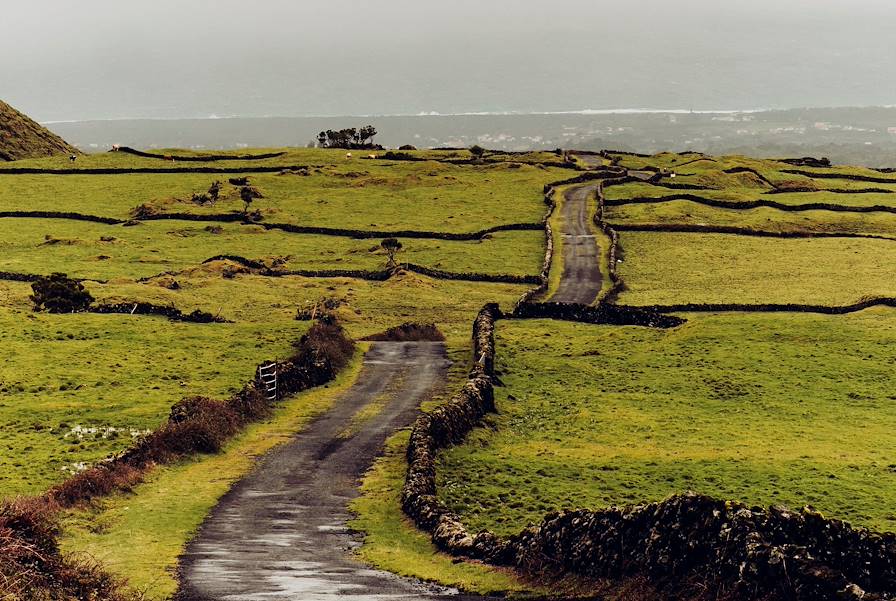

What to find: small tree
left=380, top=237, right=403, bottom=269
left=30, top=273, right=94, bottom=313
left=359, top=125, right=378, bottom=146
left=239, top=186, right=263, bottom=214
left=208, top=180, right=222, bottom=203
left=469, top=144, right=486, bottom=159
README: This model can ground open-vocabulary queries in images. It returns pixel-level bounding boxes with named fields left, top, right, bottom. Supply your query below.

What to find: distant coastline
left=45, top=106, right=896, bottom=125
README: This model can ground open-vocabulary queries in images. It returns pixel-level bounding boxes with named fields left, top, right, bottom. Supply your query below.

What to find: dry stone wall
left=400, top=301, right=896, bottom=599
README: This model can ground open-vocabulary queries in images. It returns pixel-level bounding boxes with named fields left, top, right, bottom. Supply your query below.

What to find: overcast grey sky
left=2, top=0, right=895, bottom=121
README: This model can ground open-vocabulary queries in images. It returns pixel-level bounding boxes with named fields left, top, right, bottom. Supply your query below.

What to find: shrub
left=148, top=397, right=241, bottom=457
left=30, top=273, right=94, bottom=313
left=381, top=151, right=418, bottom=161
left=399, top=144, right=417, bottom=150
left=292, top=321, right=355, bottom=374
left=130, top=203, right=158, bottom=219
left=48, top=463, right=143, bottom=507
left=362, top=322, right=445, bottom=342
left=227, top=387, right=270, bottom=421
left=208, top=180, right=222, bottom=202
left=0, top=499, right=128, bottom=600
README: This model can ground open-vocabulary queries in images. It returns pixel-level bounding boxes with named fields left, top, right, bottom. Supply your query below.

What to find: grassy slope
left=437, top=315, right=896, bottom=537
left=615, top=232, right=896, bottom=305
left=0, top=99, right=77, bottom=160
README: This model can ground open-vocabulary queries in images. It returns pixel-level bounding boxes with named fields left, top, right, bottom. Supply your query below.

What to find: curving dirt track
left=177, top=342, right=487, bottom=601
left=550, top=182, right=603, bottom=304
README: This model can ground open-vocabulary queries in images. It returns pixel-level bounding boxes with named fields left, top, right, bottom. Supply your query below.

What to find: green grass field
left=605, top=200, right=896, bottom=236
left=0, top=217, right=543, bottom=280
left=6, top=146, right=896, bottom=598
left=0, top=153, right=564, bottom=232
left=0, top=304, right=308, bottom=496
left=614, top=232, right=896, bottom=305
left=0, top=150, right=544, bottom=502
left=0, top=147, right=548, bottom=597
left=437, top=314, right=896, bottom=537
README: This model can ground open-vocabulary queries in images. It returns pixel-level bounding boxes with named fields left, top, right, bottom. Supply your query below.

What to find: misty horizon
left=3, top=0, right=895, bottom=122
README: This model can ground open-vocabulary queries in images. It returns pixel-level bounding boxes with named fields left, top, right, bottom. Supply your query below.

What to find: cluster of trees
left=316, top=126, right=380, bottom=149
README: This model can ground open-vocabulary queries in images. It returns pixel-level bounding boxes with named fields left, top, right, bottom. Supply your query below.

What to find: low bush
left=30, top=273, right=94, bottom=313
left=0, top=499, right=127, bottom=600
left=362, top=322, right=445, bottom=342
left=292, top=321, right=355, bottom=374
left=130, top=203, right=158, bottom=219
left=48, top=463, right=144, bottom=508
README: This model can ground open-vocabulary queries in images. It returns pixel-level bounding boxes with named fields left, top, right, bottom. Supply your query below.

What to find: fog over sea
left=3, top=0, right=895, bottom=123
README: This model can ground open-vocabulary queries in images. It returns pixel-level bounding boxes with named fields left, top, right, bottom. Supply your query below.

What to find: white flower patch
left=60, top=461, right=89, bottom=474
left=63, top=424, right=151, bottom=440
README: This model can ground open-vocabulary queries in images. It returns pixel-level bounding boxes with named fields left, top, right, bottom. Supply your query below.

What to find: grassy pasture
left=437, top=315, right=896, bottom=537
left=6, top=144, right=896, bottom=598
left=0, top=301, right=307, bottom=497
left=605, top=200, right=896, bottom=236
left=614, top=231, right=896, bottom=305
left=603, top=181, right=896, bottom=209
left=0, top=165, right=558, bottom=232
left=0, top=145, right=542, bottom=597
left=5, top=147, right=564, bottom=171
left=0, top=269, right=529, bottom=499
left=0, top=149, right=540, bottom=503
left=0, top=218, right=543, bottom=280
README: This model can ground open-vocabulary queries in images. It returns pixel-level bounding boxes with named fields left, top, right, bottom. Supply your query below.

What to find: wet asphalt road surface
left=550, top=182, right=603, bottom=305
left=177, top=341, right=494, bottom=601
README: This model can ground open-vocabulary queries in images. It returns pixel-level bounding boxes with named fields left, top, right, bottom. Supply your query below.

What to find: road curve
left=177, top=341, right=484, bottom=601
left=549, top=182, right=603, bottom=304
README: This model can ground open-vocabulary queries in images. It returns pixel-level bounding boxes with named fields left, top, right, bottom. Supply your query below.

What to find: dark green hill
left=0, top=99, right=78, bottom=161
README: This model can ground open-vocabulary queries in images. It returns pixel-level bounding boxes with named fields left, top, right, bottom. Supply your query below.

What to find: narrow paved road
left=178, top=342, right=484, bottom=601
left=550, top=182, right=603, bottom=304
